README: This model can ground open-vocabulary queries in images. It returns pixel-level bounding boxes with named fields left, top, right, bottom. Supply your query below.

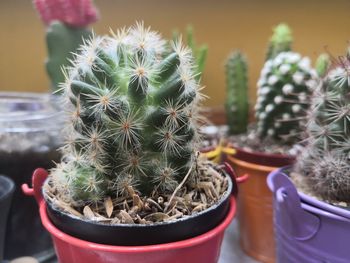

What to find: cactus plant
left=47, top=22, right=225, bottom=212
left=173, top=25, right=208, bottom=81
left=255, top=51, right=317, bottom=144
left=315, top=53, right=331, bottom=77
left=295, top=53, right=350, bottom=202
left=225, top=51, right=249, bottom=135
left=265, top=23, right=292, bottom=61
left=33, top=0, right=99, bottom=92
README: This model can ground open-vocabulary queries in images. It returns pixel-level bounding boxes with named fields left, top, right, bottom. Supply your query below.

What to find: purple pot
left=267, top=167, right=350, bottom=263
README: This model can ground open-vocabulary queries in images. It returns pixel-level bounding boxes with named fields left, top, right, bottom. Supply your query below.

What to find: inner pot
left=0, top=92, right=63, bottom=259
left=45, top=172, right=233, bottom=246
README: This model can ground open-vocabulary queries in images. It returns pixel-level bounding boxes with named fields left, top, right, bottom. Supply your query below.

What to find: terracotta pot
left=225, top=147, right=295, bottom=263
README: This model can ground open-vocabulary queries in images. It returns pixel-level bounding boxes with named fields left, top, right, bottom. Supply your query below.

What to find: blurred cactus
left=265, top=23, right=292, bottom=61
left=33, top=0, right=99, bottom=92
left=225, top=51, right=249, bottom=135
left=296, top=53, right=350, bottom=201
left=255, top=51, right=317, bottom=144
left=315, top=53, right=331, bottom=77
left=173, top=25, right=208, bottom=81
left=51, top=22, right=204, bottom=204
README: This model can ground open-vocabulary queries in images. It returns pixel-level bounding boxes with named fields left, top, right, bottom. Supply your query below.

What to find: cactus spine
left=225, top=51, right=249, bottom=135
left=51, top=23, right=203, bottom=204
left=33, top=0, right=98, bottom=92
left=255, top=24, right=317, bottom=144
left=265, top=23, right=292, bottom=61
left=295, top=53, right=350, bottom=201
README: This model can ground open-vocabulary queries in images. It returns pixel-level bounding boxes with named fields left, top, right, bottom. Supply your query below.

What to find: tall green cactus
left=255, top=51, right=317, bottom=143
left=295, top=54, right=350, bottom=201
left=50, top=23, right=203, bottom=204
left=265, top=23, right=292, bottom=61
left=173, top=25, right=208, bottom=81
left=225, top=51, right=249, bottom=135
left=315, top=53, right=331, bottom=77
left=46, top=22, right=93, bottom=92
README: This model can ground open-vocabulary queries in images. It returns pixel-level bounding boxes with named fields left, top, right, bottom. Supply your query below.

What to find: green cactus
left=46, top=22, right=92, bottom=92
left=315, top=53, right=331, bottom=77
left=50, top=23, right=204, bottom=204
left=173, top=25, right=208, bottom=81
left=295, top=54, right=350, bottom=201
left=255, top=51, right=317, bottom=144
left=265, top=23, right=292, bottom=61
left=225, top=51, right=249, bottom=135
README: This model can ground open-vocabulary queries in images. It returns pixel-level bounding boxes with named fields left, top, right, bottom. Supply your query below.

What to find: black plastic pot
left=0, top=175, right=15, bottom=262
left=46, top=172, right=234, bottom=246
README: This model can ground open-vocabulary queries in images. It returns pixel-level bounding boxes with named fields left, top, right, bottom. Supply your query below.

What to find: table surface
left=219, top=219, right=260, bottom=263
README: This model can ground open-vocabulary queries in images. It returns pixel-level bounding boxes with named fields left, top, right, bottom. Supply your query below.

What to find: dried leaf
left=132, top=194, right=143, bottom=209
left=118, top=210, right=134, bottom=224
left=144, top=212, right=170, bottom=222
left=193, top=204, right=206, bottom=212
left=104, top=197, right=113, bottom=218
left=83, top=206, right=95, bottom=219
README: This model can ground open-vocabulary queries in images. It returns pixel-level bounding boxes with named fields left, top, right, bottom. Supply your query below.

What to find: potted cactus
left=224, top=23, right=318, bottom=262
left=268, top=50, right=349, bottom=263
left=23, top=23, right=238, bottom=263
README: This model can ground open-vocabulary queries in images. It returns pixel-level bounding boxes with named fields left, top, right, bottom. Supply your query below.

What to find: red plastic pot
left=23, top=169, right=237, bottom=263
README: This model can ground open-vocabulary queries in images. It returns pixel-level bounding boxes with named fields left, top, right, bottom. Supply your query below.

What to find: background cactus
left=295, top=53, right=350, bottom=202
left=33, top=0, right=99, bottom=92
left=255, top=51, right=317, bottom=143
left=315, top=53, right=331, bottom=77
left=225, top=51, right=249, bottom=135
left=50, top=22, right=204, bottom=204
left=265, top=23, right=292, bottom=61
left=173, top=25, right=208, bottom=81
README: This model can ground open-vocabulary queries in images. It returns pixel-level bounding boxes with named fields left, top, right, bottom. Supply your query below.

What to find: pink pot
left=23, top=168, right=237, bottom=263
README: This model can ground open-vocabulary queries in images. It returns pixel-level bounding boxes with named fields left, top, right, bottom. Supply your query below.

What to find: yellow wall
left=0, top=0, right=349, bottom=106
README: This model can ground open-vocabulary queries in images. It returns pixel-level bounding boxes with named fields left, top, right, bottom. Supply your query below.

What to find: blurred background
left=0, top=0, right=349, bottom=107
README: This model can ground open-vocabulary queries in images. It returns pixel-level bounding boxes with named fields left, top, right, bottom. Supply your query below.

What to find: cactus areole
left=43, top=23, right=233, bottom=245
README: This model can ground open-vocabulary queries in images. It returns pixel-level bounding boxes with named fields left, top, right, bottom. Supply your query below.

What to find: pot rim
left=227, top=155, right=278, bottom=172
left=268, top=167, right=350, bottom=221
left=39, top=197, right=235, bottom=252
left=229, top=144, right=294, bottom=160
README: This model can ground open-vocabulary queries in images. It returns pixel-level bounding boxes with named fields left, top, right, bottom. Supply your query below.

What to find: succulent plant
left=33, top=0, right=99, bottom=92
left=225, top=51, right=249, bottom=135
left=50, top=22, right=205, bottom=204
left=265, top=23, right=292, bottom=61
left=295, top=53, right=350, bottom=202
left=255, top=51, right=317, bottom=144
